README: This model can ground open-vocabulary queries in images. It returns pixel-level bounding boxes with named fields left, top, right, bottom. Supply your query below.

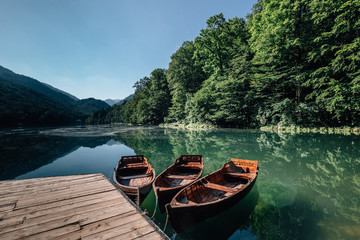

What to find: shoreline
left=260, top=125, right=360, bottom=135
left=159, top=122, right=360, bottom=135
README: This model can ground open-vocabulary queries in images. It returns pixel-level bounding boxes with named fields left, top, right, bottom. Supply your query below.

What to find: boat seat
left=178, top=162, right=202, bottom=168
left=118, top=173, right=152, bottom=180
left=165, top=174, right=196, bottom=179
left=204, top=182, right=237, bottom=193
left=224, top=172, right=254, bottom=179
left=122, top=163, right=148, bottom=168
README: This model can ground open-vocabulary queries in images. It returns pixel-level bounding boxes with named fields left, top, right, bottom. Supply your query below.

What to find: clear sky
left=0, top=0, right=258, bottom=100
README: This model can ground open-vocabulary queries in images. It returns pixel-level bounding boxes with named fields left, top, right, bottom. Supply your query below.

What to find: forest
left=87, top=0, right=360, bottom=128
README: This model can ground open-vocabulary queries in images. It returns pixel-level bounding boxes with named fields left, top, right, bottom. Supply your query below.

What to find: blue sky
left=0, top=0, right=257, bottom=100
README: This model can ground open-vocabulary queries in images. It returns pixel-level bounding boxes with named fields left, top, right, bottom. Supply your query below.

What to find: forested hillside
left=0, top=66, right=109, bottom=127
left=87, top=0, right=360, bottom=128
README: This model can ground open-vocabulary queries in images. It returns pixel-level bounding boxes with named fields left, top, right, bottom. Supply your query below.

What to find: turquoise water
left=1, top=125, right=359, bottom=239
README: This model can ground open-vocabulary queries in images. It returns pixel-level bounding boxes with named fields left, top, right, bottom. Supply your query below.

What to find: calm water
left=0, top=125, right=359, bottom=240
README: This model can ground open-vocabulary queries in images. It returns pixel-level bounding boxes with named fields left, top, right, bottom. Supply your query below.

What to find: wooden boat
left=165, top=158, right=259, bottom=233
left=113, top=155, right=155, bottom=206
left=153, top=155, right=204, bottom=211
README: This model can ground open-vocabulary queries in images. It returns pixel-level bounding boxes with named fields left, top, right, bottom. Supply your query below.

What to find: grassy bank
left=260, top=125, right=360, bottom=135
left=159, top=122, right=216, bottom=130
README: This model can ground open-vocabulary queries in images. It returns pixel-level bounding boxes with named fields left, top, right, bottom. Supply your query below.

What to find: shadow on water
left=174, top=186, right=259, bottom=240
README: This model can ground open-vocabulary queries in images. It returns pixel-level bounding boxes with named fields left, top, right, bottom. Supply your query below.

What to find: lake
left=0, top=125, right=359, bottom=240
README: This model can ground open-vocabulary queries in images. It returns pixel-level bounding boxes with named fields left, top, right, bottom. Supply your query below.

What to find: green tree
left=194, top=14, right=247, bottom=76
left=249, top=0, right=316, bottom=126
left=148, top=68, right=171, bottom=124
left=305, top=0, right=360, bottom=125
left=166, top=41, right=206, bottom=122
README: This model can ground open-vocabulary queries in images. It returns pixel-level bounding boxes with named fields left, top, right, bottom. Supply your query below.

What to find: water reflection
left=0, top=131, right=109, bottom=180
left=0, top=126, right=359, bottom=239
left=114, top=128, right=360, bottom=240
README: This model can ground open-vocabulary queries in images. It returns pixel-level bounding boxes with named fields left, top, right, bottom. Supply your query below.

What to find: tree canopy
left=88, top=0, right=360, bottom=128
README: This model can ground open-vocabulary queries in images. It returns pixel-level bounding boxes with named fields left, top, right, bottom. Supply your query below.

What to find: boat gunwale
left=168, top=159, right=258, bottom=209
left=113, top=155, right=156, bottom=190
left=153, top=155, right=204, bottom=192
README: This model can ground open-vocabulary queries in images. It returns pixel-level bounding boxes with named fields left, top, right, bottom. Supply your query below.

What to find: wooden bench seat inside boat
left=117, top=172, right=152, bottom=180
left=224, top=172, right=255, bottom=179
left=204, top=182, right=237, bottom=193
left=122, top=163, right=148, bottom=168
left=165, top=174, right=197, bottom=179
left=178, top=162, right=203, bottom=168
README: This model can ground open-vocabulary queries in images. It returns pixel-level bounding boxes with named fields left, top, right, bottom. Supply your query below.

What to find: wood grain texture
left=0, top=173, right=168, bottom=240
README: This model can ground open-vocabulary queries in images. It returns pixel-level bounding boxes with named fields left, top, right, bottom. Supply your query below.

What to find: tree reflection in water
left=1, top=126, right=358, bottom=239
left=115, top=128, right=360, bottom=240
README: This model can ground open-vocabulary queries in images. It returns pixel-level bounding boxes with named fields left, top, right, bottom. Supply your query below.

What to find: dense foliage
left=88, top=0, right=360, bottom=128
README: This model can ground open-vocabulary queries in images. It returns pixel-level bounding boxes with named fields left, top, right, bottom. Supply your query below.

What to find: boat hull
left=114, top=175, right=154, bottom=206
left=153, top=155, right=204, bottom=211
left=113, top=155, right=155, bottom=206
left=154, top=185, right=187, bottom=213
left=166, top=175, right=257, bottom=233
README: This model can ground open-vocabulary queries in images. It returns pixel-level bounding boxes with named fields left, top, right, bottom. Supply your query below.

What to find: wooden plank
left=0, top=179, right=110, bottom=207
left=1, top=177, right=110, bottom=203
left=50, top=210, right=140, bottom=240
left=0, top=174, right=101, bottom=188
left=108, top=225, right=156, bottom=240
left=77, top=211, right=144, bottom=238
left=165, top=174, right=196, bottom=179
left=22, top=222, right=80, bottom=240
left=224, top=172, right=255, bottom=180
left=118, top=173, right=152, bottom=180
left=0, top=174, right=168, bottom=240
left=205, top=182, right=237, bottom=193
left=82, top=218, right=150, bottom=240
left=0, top=202, right=16, bottom=213
left=133, top=231, right=164, bottom=240
left=0, top=203, right=136, bottom=238
left=0, top=174, right=107, bottom=197
left=15, top=183, right=115, bottom=210
left=0, top=195, right=126, bottom=230
left=1, top=190, right=120, bottom=219
left=0, top=198, right=130, bottom=233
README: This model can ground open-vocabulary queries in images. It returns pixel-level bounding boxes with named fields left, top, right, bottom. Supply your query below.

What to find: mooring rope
left=150, top=198, right=158, bottom=219
left=163, top=212, right=169, bottom=232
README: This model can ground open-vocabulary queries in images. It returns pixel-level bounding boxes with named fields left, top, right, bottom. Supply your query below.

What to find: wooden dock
left=0, top=173, right=169, bottom=240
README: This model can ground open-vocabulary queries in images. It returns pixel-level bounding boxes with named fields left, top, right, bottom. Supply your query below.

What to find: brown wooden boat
left=113, top=155, right=155, bottom=206
left=165, top=158, right=259, bottom=233
left=153, top=155, right=203, bottom=211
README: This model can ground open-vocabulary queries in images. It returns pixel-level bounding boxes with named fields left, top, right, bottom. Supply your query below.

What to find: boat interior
left=175, top=160, right=259, bottom=205
left=156, top=155, right=203, bottom=188
left=159, top=167, right=202, bottom=188
left=116, top=155, right=153, bottom=187
left=176, top=172, right=250, bottom=205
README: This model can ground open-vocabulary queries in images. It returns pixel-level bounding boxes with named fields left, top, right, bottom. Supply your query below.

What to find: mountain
left=104, top=99, right=122, bottom=106
left=75, top=98, right=110, bottom=115
left=105, top=94, right=134, bottom=106
left=0, top=66, right=78, bottom=103
left=0, top=65, right=109, bottom=127
left=42, top=82, right=79, bottom=101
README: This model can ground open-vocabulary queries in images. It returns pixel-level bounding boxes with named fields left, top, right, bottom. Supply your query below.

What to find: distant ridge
left=104, top=99, right=121, bottom=106
left=0, top=65, right=77, bottom=104
left=43, top=82, right=79, bottom=101
left=105, top=94, right=134, bottom=106
left=0, top=65, right=109, bottom=127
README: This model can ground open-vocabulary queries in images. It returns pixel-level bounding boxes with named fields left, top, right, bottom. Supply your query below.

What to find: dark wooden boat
left=153, top=155, right=203, bottom=211
left=165, top=158, right=259, bottom=233
left=113, top=155, right=155, bottom=206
